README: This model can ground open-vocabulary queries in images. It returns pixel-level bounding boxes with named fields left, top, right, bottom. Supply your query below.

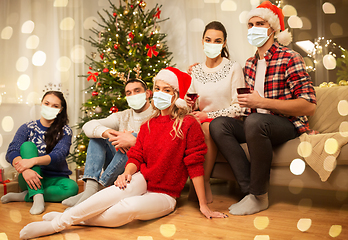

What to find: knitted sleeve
left=83, top=112, right=122, bottom=138
left=6, top=123, right=30, bottom=165
left=206, top=61, right=245, bottom=118
left=183, top=117, right=206, bottom=179
left=125, top=123, right=147, bottom=171
left=48, top=125, right=72, bottom=167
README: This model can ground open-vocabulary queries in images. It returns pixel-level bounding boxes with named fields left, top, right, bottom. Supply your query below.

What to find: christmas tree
left=69, top=0, right=172, bottom=168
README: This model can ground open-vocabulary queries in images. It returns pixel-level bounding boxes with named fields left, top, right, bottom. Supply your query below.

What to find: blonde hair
left=148, top=91, right=190, bottom=139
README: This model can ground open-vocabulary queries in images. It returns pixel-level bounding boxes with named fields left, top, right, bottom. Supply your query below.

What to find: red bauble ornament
left=89, top=66, right=92, bottom=70
left=103, top=68, right=109, bottom=73
left=110, top=106, right=118, bottom=113
left=100, top=53, right=104, bottom=59
left=128, top=32, right=134, bottom=40
left=113, top=12, right=117, bottom=17
left=131, top=4, right=134, bottom=8
left=114, top=44, right=119, bottom=50
left=92, top=91, right=98, bottom=96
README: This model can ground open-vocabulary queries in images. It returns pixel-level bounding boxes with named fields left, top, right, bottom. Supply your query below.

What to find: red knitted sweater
left=126, top=114, right=207, bottom=198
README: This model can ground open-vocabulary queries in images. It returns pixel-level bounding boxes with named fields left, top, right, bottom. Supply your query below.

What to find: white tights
left=20, top=172, right=176, bottom=239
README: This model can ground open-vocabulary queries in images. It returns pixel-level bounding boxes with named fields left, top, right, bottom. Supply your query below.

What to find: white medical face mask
left=153, top=91, right=173, bottom=110
left=126, top=92, right=147, bottom=110
left=247, top=27, right=272, bottom=47
left=203, top=42, right=223, bottom=59
left=41, top=105, right=61, bottom=120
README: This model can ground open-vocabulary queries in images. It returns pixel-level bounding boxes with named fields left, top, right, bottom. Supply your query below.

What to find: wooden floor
left=1, top=181, right=348, bottom=240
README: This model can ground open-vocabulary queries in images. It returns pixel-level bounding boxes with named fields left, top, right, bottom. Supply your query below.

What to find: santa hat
left=153, top=67, right=191, bottom=109
left=247, top=1, right=292, bottom=46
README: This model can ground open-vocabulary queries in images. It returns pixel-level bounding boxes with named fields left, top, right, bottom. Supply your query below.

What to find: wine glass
left=187, top=92, right=198, bottom=112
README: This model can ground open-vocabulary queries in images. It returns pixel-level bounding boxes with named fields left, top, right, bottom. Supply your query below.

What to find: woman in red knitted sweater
left=19, top=67, right=227, bottom=239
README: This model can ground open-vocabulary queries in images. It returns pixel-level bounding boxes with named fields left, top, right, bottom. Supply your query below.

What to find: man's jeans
left=83, top=133, right=137, bottom=187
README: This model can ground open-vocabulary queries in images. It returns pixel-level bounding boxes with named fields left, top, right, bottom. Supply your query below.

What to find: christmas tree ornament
left=128, top=32, right=135, bottom=40
left=154, top=7, right=161, bottom=19
left=110, top=69, right=118, bottom=78
left=100, top=53, right=104, bottom=59
left=87, top=71, right=99, bottom=82
left=113, top=12, right=117, bottom=17
left=92, top=91, right=99, bottom=96
left=103, top=68, right=109, bottom=73
left=91, top=52, right=97, bottom=59
left=110, top=106, right=118, bottom=113
left=89, top=66, right=92, bottom=70
left=95, top=106, right=102, bottom=113
left=114, top=43, right=119, bottom=50
left=124, top=8, right=129, bottom=15
left=146, top=44, right=159, bottom=58
left=139, top=0, right=146, bottom=9
left=77, top=144, right=86, bottom=152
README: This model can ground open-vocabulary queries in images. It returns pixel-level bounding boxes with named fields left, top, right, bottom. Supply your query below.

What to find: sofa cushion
left=309, top=86, right=348, bottom=133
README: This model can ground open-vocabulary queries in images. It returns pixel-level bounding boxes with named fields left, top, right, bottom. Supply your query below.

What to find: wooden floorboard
left=1, top=181, right=347, bottom=240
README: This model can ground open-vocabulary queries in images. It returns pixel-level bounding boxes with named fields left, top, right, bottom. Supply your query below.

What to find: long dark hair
left=202, top=21, right=230, bottom=59
left=42, top=91, right=69, bottom=154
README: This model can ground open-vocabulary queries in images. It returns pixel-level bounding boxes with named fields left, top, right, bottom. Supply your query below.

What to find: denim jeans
left=83, top=133, right=137, bottom=187
left=210, top=113, right=299, bottom=195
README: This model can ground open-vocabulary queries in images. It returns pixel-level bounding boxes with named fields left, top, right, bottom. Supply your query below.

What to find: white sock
left=1, top=191, right=27, bottom=203
left=42, top=211, right=63, bottom=221
left=61, top=192, right=84, bottom=207
left=30, top=194, right=45, bottom=215
left=229, top=193, right=269, bottom=215
left=73, top=179, right=99, bottom=206
left=20, top=221, right=56, bottom=239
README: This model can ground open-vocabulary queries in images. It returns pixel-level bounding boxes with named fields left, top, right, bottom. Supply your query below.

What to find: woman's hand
left=114, top=173, right=132, bottom=189
left=192, top=111, right=208, bottom=122
left=187, top=62, right=199, bottom=75
left=200, top=204, right=228, bottom=219
left=14, top=158, right=36, bottom=173
left=22, top=169, right=43, bottom=190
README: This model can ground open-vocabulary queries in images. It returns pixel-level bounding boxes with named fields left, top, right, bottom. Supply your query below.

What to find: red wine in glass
left=187, top=93, right=198, bottom=111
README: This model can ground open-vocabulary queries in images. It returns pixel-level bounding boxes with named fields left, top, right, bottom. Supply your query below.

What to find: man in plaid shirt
left=210, top=1, right=316, bottom=215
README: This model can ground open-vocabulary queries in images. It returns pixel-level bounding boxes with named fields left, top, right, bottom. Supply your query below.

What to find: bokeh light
left=21, top=20, right=35, bottom=34
left=253, top=216, right=269, bottom=230
left=339, top=121, right=348, bottom=137
left=297, top=218, right=312, bottom=232
left=54, top=0, right=68, bottom=7
left=1, top=26, right=13, bottom=39
left=221, top=0, right=237, bottom=11
left=323, top=156, right=337, bottom=172
left=297, top=141, right=312, bottom=157
left=254, top=236, right=269, bottom=240
left=330, top=23, right=343, bottom=36
left=239, top=11, right=249, bottom=24
left=250, top=0, right=260, bottom=7
left=338, top=100, right=348, bottom=116
left=83, top=16, right=98, bottom=30
left=323, top=54, right=336, bottom=70
left=324, top=138, right=338, bottom=155
left=17, top=74, right=31, bottom=90
left=32, top=51, right=47, bottom=66
left=329, top=225, right=342, bottom=237
left=16, top=57, right=29, bottom=72
left=160, top=224, right=176, bottom=237
left=9, top=210, right=22, bottom=223
left=288, top=16, right=303, bottom=28
left=288, top=179, right=304, bottom=194
left=290, top=159, right=306, bottom=175
left=188, top=18, right=205, bottom=32
left=60, top=17, right=75, bottom=31
left=26, top=35, right=40, bottom=49
left=56, top=56, right=72, bottom=72
left=70, top=45, right=86, bottom=63
left=2, top=116, right=14, bottom=132
left=0, top=232, right=8, bottom=240
left=298, top=198, right=312, bottom=212
left=322, top=2, right=336, bottom=14
left=300, top=17, right=312, bottom=30
left=282, top=5, right=297, bottom=17
left=0, top=134, right=2, bottom=148
left=0, top=152, right=12, bottom=168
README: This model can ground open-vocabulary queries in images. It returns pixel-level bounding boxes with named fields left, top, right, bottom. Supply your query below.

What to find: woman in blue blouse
left=1, top=91, right=78, bottom=214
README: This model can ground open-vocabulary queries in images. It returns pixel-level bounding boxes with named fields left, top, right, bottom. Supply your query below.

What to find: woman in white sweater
left=187, top=21, right=245, bottom=203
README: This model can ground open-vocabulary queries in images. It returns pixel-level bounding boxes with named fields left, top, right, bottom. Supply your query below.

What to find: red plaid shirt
left=244, top=42, right=316, bottom=134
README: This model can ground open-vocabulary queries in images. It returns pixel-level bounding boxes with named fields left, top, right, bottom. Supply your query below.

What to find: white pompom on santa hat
left=247, top=1, right=292, bottom=46
left=153, top=67, right=191, bottom=109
